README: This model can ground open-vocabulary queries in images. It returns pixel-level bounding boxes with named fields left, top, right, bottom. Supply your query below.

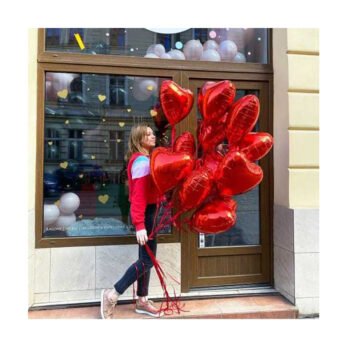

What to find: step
left=28, top=295, right=298, bottom=319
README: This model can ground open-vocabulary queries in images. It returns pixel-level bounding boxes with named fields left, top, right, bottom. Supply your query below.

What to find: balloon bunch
left=150, top=80, right=273, bottom=235
left=43, top=192, right=81, bottom=231
left=145, top=80, right=273, bottom=315
left=145, top=40, right=246, bottom=63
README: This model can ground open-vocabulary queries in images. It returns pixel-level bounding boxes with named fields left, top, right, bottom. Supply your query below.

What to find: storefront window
left=197, top=89, right=261, bottom=247
left=45, top=28, right=269, bottom=64
left=43, top=72, right=172, bottom=238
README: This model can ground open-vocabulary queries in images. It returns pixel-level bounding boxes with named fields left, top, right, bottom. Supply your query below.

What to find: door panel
left=180, top=74, right=273, bottom=291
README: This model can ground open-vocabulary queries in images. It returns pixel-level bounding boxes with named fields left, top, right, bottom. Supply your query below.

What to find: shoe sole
left=135, top=308, right=164, bottom=318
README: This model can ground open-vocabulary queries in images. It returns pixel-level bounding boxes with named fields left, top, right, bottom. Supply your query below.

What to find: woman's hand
left=136, top=229, right=148, bottom=246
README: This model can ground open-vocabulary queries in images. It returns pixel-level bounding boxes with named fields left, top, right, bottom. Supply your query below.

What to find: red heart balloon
left=226, top=94, right=260, bottom=146
left=198, top=115, right=227, bottom=153
left=201, top=150, right=224, bottom=176
left=240, top=132, right=274, bottom=162
left=200, top=80, right=236, bottom=124
left=178, top=168, right=212, bottom=211
left=160, top=80, right=194, bottom=126
left=151, top=102, right=169, bottom=131
left=174, top=132, right=196, bottom=156
left=215, top=150, right=263, bottom=196
left=197, top=81, right=216, bottom=117
left=151, top=147, right=195, bottom=194
left=190, top=197, right=237, bottom=234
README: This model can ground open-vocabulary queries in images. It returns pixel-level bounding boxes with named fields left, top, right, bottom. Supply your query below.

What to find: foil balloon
left=215, top=150, right=263, bottom=196
left=226, top=94, right=260, bottom=146
left=174, top=132, right=196, bottom=156
left=197, top=81, right=215, bottom=118
left=151, top=103, right=169, bottom=131
left=198, top=115, right=227, bottom=153
left=160, top=80, right=194, bottom=126
left=151, top=147, right=195, bottom=194
left=201, top=150, right=224, bottom=176
left=240, top=132, right=274, bottom=162
left=190, top=197, right=237, bottom=234
left=178, top=168, right=212, bottom=211
left=199, top=80, right=236, bottom=124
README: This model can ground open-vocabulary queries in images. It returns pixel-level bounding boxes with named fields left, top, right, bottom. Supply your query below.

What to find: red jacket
left=127, top=152, right=160, bottom=231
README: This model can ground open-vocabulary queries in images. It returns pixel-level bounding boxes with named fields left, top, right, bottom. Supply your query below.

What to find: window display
left=45, top=28, right=269, bottom=64
left=43, top=72, right=172, bottom=238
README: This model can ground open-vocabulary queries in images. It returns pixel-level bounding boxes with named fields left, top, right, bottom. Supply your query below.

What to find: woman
left=101, top=124, right=163, bottom=319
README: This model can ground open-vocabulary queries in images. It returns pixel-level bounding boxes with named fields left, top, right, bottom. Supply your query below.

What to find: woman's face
left=141, top=127, right=156, bottom=151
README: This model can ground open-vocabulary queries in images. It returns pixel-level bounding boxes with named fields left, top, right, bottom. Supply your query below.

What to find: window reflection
left=45, top=28, right=269, bottom=64
left=43, top=72, right=172, bottom=238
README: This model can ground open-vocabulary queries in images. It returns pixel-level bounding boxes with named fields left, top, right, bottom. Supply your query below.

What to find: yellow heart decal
left=48, top=141, right=53, bottom=146
left=150, top=109, right=158, bottom=117
left=98, top=94, right=106, bottom=102
left=60, top=161, right=68, bottom=169
left=147, top=85, right=154, bottom=91
left=127, top=108, right=132, bottom=113
left=119, top=122, right=125, bottom=127
left=98, top=194, right=109, bottom=204
left=57, top=89, right=68, bottom=99
left=91, top=155, right=96, bottom=160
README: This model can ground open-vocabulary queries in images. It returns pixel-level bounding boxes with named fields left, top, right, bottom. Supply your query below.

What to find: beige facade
left=28, top=28, right=319, bottom=316
left=273, top=28, right=319, bottom=315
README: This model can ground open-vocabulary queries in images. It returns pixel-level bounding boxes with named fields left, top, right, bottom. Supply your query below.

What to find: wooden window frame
left=35, top=28, right=273, bottom=249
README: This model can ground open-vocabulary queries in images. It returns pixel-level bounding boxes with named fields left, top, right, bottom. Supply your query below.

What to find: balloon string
left=144, top=243, right=187, bottom=315
left=150, top=204, right=184, bottom=237
left=145, top=197, right=188, bottom=315
left=156, top=259, right=181, bottom=285
left=149, top=199, right=176, bottom=239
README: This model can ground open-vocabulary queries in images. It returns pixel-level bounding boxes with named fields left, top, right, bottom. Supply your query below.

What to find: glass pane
left=43, top=72, right=172, bottom=238
left=197, top=88, right=261, bottom=248
left=45, top=28, right=269, bottom=64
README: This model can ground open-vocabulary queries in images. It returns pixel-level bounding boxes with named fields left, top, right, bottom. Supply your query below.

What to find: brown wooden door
left=178, top=72, right=273, bottom=292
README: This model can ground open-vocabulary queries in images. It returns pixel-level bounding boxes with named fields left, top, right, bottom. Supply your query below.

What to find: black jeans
left=114, top=204, right=157, bottom=297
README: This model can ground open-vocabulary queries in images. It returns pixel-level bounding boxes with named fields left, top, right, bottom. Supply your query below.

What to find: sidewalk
left=28, top=295, right=298, bottom=319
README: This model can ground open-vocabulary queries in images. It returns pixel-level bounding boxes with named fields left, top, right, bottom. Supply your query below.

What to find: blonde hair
left=126, top=123, right=151, bottom=162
